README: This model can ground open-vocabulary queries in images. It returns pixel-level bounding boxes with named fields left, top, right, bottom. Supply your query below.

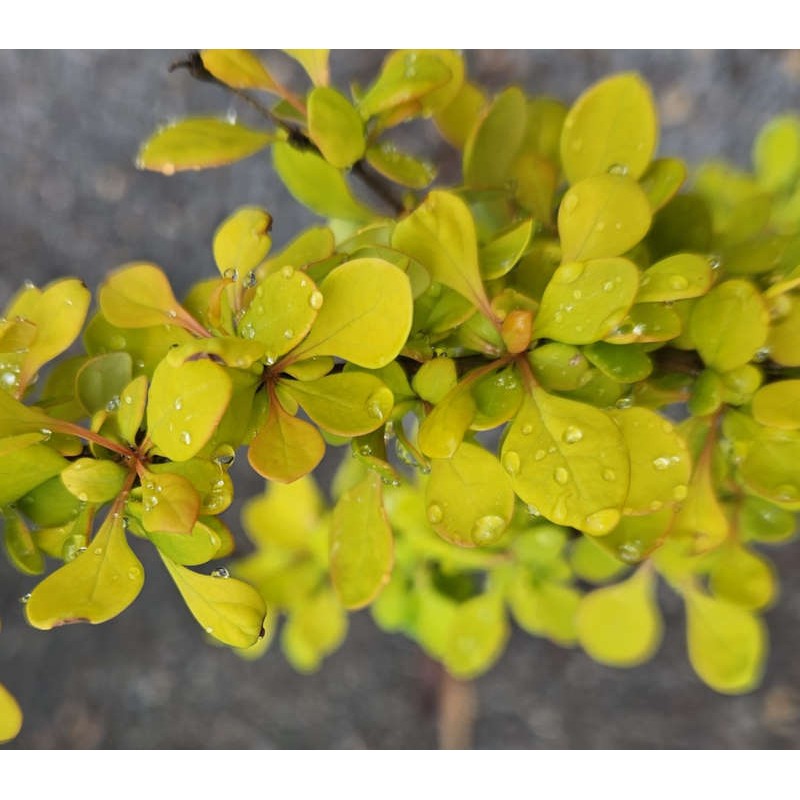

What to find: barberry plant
left=2, top=49, right=799, bottom=744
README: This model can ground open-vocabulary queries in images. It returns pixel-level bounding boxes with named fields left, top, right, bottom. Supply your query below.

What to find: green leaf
left=359, top=50, right=453, bottom=118
left=577, top=568, right=662, bottom=667
left=479, top=220, right=534, bottom=280
left=470, top=366, right=524, bottom=430
left=570, top=535, right=628, bottom=583
left=308, top=86, right=365, bottom=169
left=739, top=496, right=796, bottom=543
left=558, top=174, right=652, bottom=262
left=148, top=519, right=225, bottom=566
left=150, top=459, right=232, bottom=517
left=212, top=206, right=273, bottom=277
left=272, top=141, right=374, bottom=223
left=239, top=267, right=321, bottom=363
left=434, top=81, right=486, bottom=149
left=501, top=390, right=629, bottom=534
left=25, top=512, right=144, bottom=628
left=247, top=397, right=325, bottom=483
left=598, top=507, right=674, bottom=564
left=689, top=279, right=769, bottom=371
left=330, top=472, right=393, bottom=609
left=2, top=507, right=44, bottom=575
left=463, top=87, right=527, bottom=188
left=290, top=258, right=412, bottom=368
left=534, top=258, right=639, bottom=344
left=768, top=294, right=800, bottom=366
left=61, top=458, right=127, bottom=504
left=639, top=158, right=687, bottom=211
left=365, top=143, right=436, bottom=189
left=140, top=470, right=200, bottom=535
left=685, top=588, right=766, bottom=694
left=583, top=341, right=652, bottom=383
left=137, top=118, right=272, bottom=174
left=117, top=375, right=148, bottom=446
left=0, top=682, right=23, bottom=744
left=709, top=544, right=776, bottom=611
left=282, top=589, right=347, bottom=673
left=17, top=474, right=82, bottom=528
left=426, top=442, right=514, bottom=547
left=753, top=114, right=800, bottom=192
left=444, top=592, right=509, bottom=679
left=260, top=226, right=335, bottom=276
left=393, top=190, right=491, bottom=314
left=76, top=352, right=132, bottom=415
left=200, top=49, right=278, bottom=91
left=418, top=382, right=476, bottom=460
left=147, top=359, right=232, bottom=462
left=507, top=574, right=580, bottom=646
left=0, top=443, right=67, bottom=507
left=412, top=357, right=457, bottom=404
left=751, top=380, right=800, bottom=429
left=280, top=373, right=393, bottom=436
left=610, top=407, right=691, bottom=516
left=284, top=49, right=330, bottom=86
left=527, top=343, right=590, bottom=391
left=161, top=554, right=266, bottom=648
left=738, top=428, right=800, bottom=510
left=637, top=253, right=712, bottom=303
left=561, top=72, right=657, bottom=184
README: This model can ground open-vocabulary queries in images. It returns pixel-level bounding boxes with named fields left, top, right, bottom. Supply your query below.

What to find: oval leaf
left=308, top=86, right=365, bottom=169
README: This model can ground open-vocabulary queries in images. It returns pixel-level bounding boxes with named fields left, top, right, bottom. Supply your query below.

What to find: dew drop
left=554, top=467, right=569, bottom=485
left=584, top=508, right=620, bottom=535
left=205, top=626, right=213, bottom=634
left=615, top=396, right=633, bottom=409
left=211, top=567, right=230, bottom=579
left=223, top=268, right=239, bottom=282
left=123, top=394, right=133, bottom=405
left=93, top=546, right=103, bottom=556
left=753, top=347, right=771, bottom=363
left=534, top=449, right=546, bottom=461
left=78, top=492, right=89, bottom=502
left=427, top=503, right=444, bottom=524
left=366, top=388, right=390, bottom=420
left=180, top=431, right=192, bottom=446
left=280, top=265, right=294, bottom=279
left=562, top=425, right=583, bottom=444
left=673, top=484, right=688, bottom=501
left=471, top=515, right=507, bottom=546
left=608, top=163, right=629, bottom=176
left=39, top=428, right=52, bottom=442
left=521, top=423, right=533, bottom=435
left=618, top=542, right=642, bottom=564
left=652, top=456, right=671, bottom=471
left=244, top=271, right=257, bottom=289
left=649, top=500, right=663, bottom=511
left=708, top=255, right=721, bottom=271
left=19, top=593, right=31, bottom=604
left=594, top=221, right=606, bottom=232
left=602, top=281, right=615, bottom=293
left=309, top=290, right=324, bottom=310
left=212, top=444, right=236, bottom=467
left=562, top=194, right=579, bottom=213
left=602, top=468, right=617, bottom=482
left=283, top=328, right=294, bottom=340
left=572, top=289, right=583, bottom=300
left=502, top=450, right=521, bottom=475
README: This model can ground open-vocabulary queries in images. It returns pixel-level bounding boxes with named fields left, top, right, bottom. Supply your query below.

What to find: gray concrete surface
left=1, top=51, right=800, bottom=749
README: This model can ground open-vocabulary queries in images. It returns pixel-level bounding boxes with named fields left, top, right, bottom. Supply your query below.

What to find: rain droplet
left=283, top=328, right=294, bottom=340
left=615, top=396, right=633, bottom=409
left=427, top=503, right=443, bottom=524
left=562, top=425, right=583, bottom=444
left=309, top=290, right=324, bottom=310
left=280, top=265, right=294, bottom=279
left=211, top=567, right=230, bottom=579
left=521, top=423, right=533, bottom=435
left=244, top=271, right=257, bottom=288
left=584, top=508, right=620, bottom=535
left=594, top=221, right=606, bottom=232
left=223, top=268, right=239, bottom=282
left=205, top=626, right=213, bottom=634
left=534, top=449, right=546, bottom=461
left=19, top=593, right=31, bottom=604
left=78, top=492, right=89, bottom=502
left=608, top=163, right=629, bottom=176
left=502, top=451, right=521, bottom=475
left=212, top=444, right=236, bottom=467
left=471, top=515, right=506, bottom=546
left=123, top=394, right=133, bottom=405
left=180, top=431, right=192, bottom=446
left=366, top=388, right=390, bottom=420
left=602, top=468, right=617, bottom=482
left=668, top=274, right=689, bottom=291
left=708, top=255, right=721, bottom=270
left=753, top=347, right=771, bottom=363
left=618, top=542, right=642, bottom=564
left=673, top=484, right=688, bottom=501
left=39, top=428, right=52, bottom=441
left=93, top=547, right=103, bottom=555
left=652, top=456, right=671, bottom=471
left=554, top=467, right=569, bottom=485
left=562, top=194, right=579, bottom=213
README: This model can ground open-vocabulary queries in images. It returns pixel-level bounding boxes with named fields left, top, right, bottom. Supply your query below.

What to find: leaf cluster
left=3, top=50, right=800, bottom=741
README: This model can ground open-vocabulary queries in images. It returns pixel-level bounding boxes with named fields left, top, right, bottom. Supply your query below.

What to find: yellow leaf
left=201, top=49, right=278, bottom=91
left=284, top=49, right=330, bottom=86
left=577, top=568, right=662, bottom=667
left=25, top=513, right=144, bottom=628
left=0, top=682, right=23, bottom=744
left=308, top=86, right=365, bottom=169
left=212, top=206, right=273, bottom=278
left=330, top=472, right=393, bottom=609
left=140, top=469, right=200, bottom=535
left=161, top=554, right=266, bottom=648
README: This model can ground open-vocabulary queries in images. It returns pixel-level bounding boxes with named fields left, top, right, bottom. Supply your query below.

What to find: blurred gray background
left=1, top=50, right=800, bottom=749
